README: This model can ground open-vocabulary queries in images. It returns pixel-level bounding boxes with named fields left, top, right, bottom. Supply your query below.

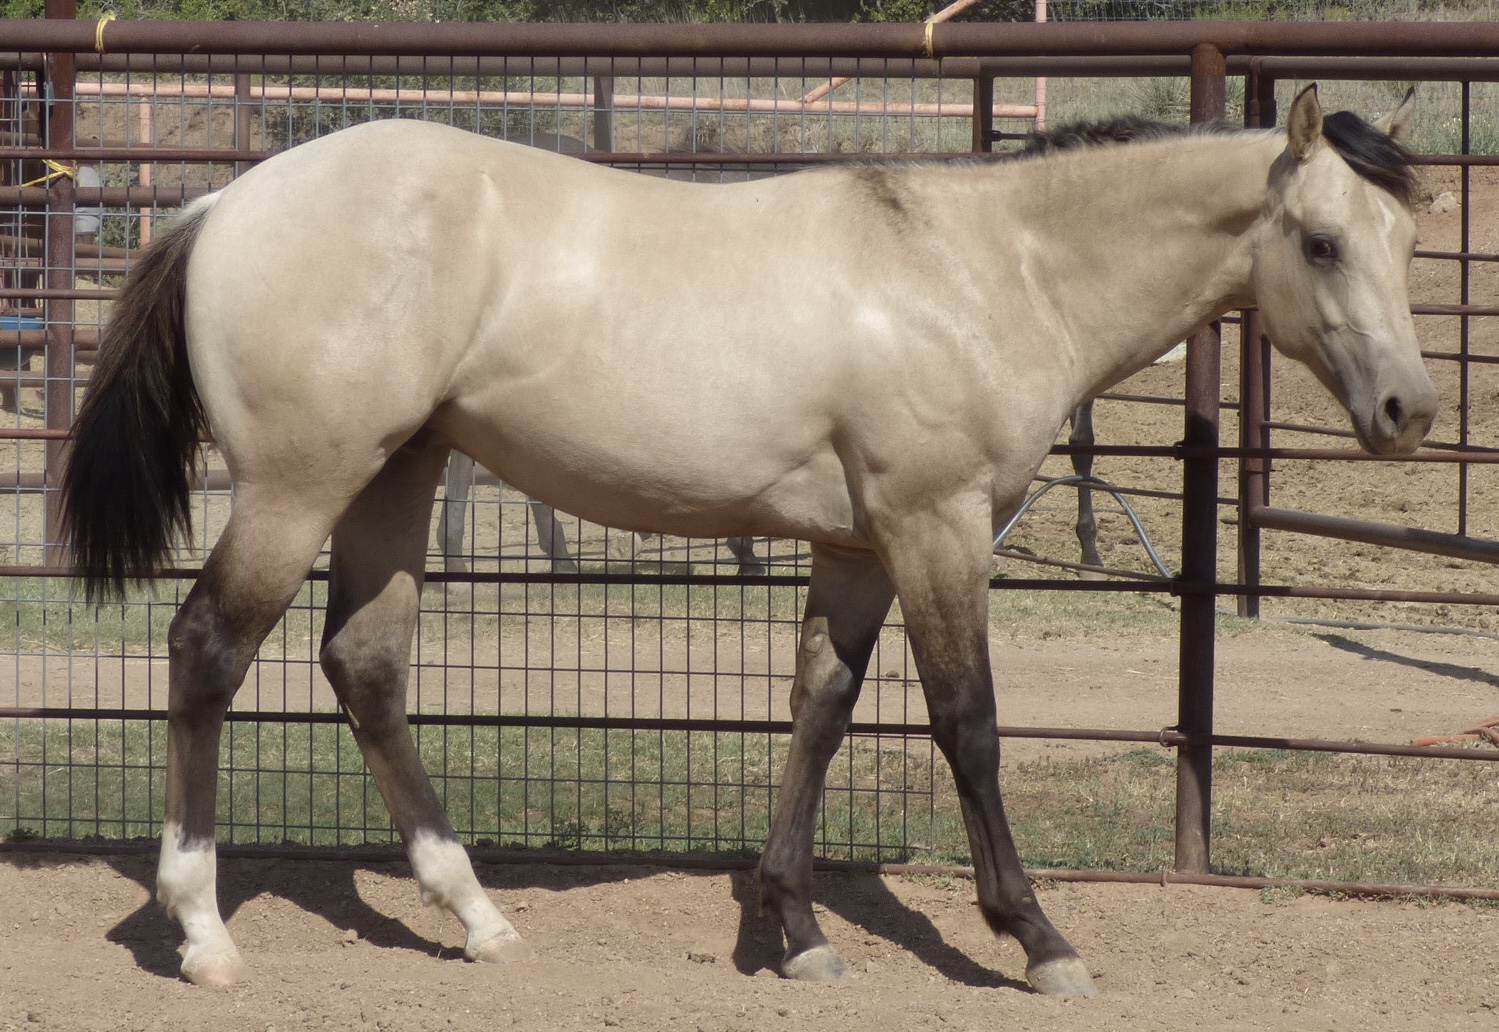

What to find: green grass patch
left=5, top=721, right=1498, bottom=890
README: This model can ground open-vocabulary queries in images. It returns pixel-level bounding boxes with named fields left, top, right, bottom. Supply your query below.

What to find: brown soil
left=2, top=850, right=1497, bottom=1032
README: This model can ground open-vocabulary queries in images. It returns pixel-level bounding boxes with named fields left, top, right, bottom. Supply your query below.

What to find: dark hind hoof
left=1026, top=956, right=1098, bottom=997
left=781, top=944, right=848, bottom=981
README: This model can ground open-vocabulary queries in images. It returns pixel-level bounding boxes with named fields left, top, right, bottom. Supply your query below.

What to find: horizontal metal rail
left=1250, top=506, right=1499, bottom=566
left=4, top=706, right=1492, bottom=763
left=12, top=19, right=1499, bottom=59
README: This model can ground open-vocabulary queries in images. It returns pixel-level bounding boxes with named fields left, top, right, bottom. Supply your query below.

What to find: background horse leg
left=159, top=493, right=340, bottom=985
left=881, top=513, right=1097, bottom=998
left=726, top=536, right=766, bottom=576
left=320, top=437, right=531, bottom=965
left=758, top=544, right=894, bottom=980
left=1069, top=401, right=1104, bottom=574
left=525, top=497, right=579, bottom=574
left=436, top=452, right=474, bottom=575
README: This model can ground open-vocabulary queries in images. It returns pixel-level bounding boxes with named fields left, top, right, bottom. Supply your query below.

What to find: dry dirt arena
left=0, top=843, right=1497, bottom=1032
left=10, top=112, right=1499, bottom=1032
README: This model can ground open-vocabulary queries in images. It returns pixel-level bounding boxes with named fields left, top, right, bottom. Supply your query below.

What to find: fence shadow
left=1314, top=633, right=1499, bottom=690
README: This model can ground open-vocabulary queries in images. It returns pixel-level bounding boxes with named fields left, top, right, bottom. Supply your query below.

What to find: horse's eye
left=1306, top=234, right=1340, bottom=264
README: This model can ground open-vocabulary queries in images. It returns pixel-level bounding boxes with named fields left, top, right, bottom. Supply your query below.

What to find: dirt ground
left=1, top=848, right=1497, bottom=1032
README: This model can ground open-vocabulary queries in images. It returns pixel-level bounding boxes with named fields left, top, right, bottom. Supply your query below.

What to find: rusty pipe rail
left=13, top=19, right=1499, bottom=59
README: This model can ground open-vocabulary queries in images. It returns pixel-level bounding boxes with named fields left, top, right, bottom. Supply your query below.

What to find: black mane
left=1019, top=110, right=1419, bottom=206
left=1019, top=115, right=1233, bottom=156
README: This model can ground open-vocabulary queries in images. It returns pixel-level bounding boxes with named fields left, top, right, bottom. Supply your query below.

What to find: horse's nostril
left=1384, top=395, right=1404, bottom=427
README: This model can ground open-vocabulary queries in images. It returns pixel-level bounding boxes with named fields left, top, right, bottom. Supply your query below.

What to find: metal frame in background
left=0, top=14, right=1497, bottom=899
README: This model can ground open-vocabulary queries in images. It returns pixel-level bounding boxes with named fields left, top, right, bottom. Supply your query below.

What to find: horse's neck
left=1004, top=132, right=1282, bottom=403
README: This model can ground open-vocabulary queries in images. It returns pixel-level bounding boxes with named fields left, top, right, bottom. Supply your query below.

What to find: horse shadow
left=56, top=850, right=1023, bottom=990
left=94, top=851, right=457, bottom=979
left=725, top=867, right=1026, bottom=991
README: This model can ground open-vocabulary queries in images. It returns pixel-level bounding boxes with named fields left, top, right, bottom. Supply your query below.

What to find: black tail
left=61, top=201, right=214, bottom=601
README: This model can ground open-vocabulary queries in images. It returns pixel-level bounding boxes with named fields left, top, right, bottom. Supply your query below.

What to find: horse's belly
left=435, top=395, right=859, bottom=544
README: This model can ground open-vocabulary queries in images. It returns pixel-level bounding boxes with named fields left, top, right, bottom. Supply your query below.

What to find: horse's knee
left=927, top=695, right=1002, bottom=778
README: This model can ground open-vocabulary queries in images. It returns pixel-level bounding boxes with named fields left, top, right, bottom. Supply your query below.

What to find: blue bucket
left=0, top=315, right=44, bottom=332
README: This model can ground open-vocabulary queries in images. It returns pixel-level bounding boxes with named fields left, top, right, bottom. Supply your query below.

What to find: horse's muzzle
left=1362, top=382, right=1438, bottom=455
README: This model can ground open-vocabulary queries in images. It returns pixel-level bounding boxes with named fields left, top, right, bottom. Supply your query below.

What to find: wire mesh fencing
left=3, top=20, right=1499, bottom=896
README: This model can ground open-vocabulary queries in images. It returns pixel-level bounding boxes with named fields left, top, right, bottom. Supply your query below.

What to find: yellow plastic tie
left=95, top=12, right=116, bottom=55
left=19, top=159, right=78, bottom=188
left=923, top=17, right=937, bottom=61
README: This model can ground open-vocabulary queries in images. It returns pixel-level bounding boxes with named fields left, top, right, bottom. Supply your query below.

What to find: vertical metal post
left=1175, top=42, right=1226, bottom=876
left=1459, top=80, right=1472, bottom=537
left=972, top=73, right=994, bottom=154
left=234, top=72, right=254, bottom=177
left=1236, top=63, right=1276, bottom=620
left=592, top=74, right=615, bottom=153
left=42, top=0, right=76, bottom=566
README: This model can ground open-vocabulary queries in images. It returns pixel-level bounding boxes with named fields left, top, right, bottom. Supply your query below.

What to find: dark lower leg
left=757, top=547, right=893, bottom=973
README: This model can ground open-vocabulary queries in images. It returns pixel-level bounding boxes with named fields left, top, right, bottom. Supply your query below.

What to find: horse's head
left=1253, top=84, right=1437, bottom=455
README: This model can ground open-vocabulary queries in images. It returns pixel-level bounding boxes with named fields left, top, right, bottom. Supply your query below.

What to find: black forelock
left=1321, top=109, right=1421, bottom=207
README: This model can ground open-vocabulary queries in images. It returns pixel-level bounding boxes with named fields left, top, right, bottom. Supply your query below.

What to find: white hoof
left=781, top=944, right=848, bottom=982
left=467, top=930, right=535, bottom=964
left=1026, top=956, right=1098, bottom=997
left=180, top=943, right=249, bottom=987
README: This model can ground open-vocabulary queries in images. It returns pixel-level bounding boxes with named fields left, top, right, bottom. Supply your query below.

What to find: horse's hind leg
left=320, top=436, right=531, bottom=964
left=160, top=496, right=339, bottom=985
left=758, top=544, right=894, bottom=980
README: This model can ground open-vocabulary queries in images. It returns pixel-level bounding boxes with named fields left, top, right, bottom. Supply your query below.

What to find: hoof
left=468, top=931, right=535, bottom=964
left=781, top=944, right=848, bottom=982
left=1026, top=956, right=1098, bottom=998
left=180, top=945, right=249, bottom=987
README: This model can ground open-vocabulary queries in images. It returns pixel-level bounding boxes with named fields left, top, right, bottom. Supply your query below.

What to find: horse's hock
left=2, top=8, right=1499, bottom=986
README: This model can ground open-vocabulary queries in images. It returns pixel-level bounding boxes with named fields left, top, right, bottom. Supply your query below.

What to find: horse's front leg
left=882, top=511, right=1098, bottom=998
left=758, top=544, right=894, bottom=980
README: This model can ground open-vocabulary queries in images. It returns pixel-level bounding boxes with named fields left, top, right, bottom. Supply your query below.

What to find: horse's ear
left=1287, top=84, right=1323, bottom=163
left=1374, top=87, right=1417, bottom=144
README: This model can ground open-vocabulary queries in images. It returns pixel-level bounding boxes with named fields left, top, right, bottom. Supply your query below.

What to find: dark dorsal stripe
left=1019, top=111, right=1419, bottom=206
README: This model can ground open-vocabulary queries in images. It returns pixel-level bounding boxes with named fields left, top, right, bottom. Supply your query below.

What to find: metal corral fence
left=3, top=11, right=1499, bottom=898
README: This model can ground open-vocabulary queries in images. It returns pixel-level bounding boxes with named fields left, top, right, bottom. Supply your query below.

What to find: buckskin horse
left=62, top=85, right=1433, bottom=996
